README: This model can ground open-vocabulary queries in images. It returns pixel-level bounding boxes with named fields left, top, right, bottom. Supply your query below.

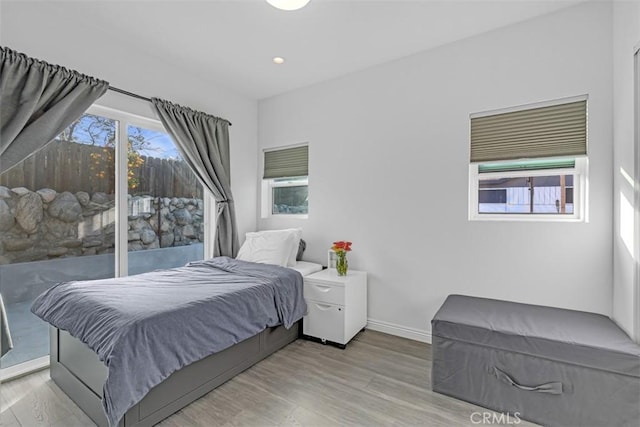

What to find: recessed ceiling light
left=266, top=0, right=311, bottom=11
left=273, top=57, right=285, bottom=64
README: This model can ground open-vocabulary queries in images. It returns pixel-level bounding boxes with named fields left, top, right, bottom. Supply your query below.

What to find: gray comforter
left=31, top=257, right=306, bottom=427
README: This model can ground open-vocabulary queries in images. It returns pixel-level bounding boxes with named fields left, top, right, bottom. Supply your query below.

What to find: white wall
left=0, top=2, right=258, bottom=239
left=258, top=2, right=613, bottom=341
left=612, top=0, right=640, bottom=342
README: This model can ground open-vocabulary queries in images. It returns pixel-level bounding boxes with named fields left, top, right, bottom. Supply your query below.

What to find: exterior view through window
left=478, top=174, right=574, bottom=214
left=272, top=177, right=309, bottom=215
left=0, top=108, right=204, bottom=372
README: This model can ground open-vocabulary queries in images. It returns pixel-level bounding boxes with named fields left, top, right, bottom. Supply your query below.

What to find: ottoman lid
left=432, top=295, right=640, bottom=378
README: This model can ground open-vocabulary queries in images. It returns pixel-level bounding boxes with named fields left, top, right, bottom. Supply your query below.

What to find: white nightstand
left=302, top=269, right=367, bottom=348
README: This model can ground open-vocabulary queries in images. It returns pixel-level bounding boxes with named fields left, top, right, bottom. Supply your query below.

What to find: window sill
left=469, top=214, right=584, bottom=223
left=265, top=214, right=309, bottom=220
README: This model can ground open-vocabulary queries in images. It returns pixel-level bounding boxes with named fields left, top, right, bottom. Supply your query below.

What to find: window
left=469, top=97, right=588, bottom=221
left=262, top=145, right=309, bottom=218
left=470, top=158, right=586, bottom=218
left=271, top=177, right=309, bottom=214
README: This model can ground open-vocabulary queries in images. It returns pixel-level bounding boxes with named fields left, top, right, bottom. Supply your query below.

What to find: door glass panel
left=126, top=125, right=204, bottom=275
left=0, top=114, right=116, bottom=369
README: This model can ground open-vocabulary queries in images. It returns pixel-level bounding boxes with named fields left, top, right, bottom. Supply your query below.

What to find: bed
left=33, top=254, right=321, bottom=427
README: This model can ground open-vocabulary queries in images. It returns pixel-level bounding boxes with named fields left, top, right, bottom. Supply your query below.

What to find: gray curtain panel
left=151, top=98, right=239, bottom=258
left=0, top=46, right=109, bottom=171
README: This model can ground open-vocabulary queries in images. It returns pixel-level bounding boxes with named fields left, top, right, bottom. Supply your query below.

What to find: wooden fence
left=0, top=140, right=202, bottom=198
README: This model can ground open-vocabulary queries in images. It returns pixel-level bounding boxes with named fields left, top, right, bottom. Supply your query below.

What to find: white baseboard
left=366, top=318, right=432, bottom=344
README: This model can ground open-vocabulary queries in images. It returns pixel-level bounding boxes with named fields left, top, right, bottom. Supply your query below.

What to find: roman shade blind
left=470, top=99, right=587, bottom=163
left=263, top=145, right=308, bottom=179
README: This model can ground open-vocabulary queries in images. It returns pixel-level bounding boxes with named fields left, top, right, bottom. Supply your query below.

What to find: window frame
left=468, top=157, right=588, bottom=222
left=270, top=176, right=309, bottom=217
left=262, top=176, right=309, bottom=219
left=634, top=45, right=640, bottom=342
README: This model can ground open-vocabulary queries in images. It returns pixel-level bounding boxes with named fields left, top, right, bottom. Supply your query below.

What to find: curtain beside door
left=151, top=99, right=239, bottom=258
left=0, top=46, right=109, bottom=172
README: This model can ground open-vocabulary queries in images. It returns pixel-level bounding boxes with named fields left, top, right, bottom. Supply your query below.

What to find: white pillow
left=244, top=228, right=301, bottom=267
left=236, top=231, right=295, bottom=267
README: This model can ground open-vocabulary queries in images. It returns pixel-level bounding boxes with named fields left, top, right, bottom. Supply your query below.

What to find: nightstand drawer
left=303, top=302, right=345, bottom=344
left=303, top=281, right=345, bottom=305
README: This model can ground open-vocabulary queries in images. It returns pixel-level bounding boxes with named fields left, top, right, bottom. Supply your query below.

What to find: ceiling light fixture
left=266, top=0, right=311, bottom=11
left=273, top=57, right=285, bottom=64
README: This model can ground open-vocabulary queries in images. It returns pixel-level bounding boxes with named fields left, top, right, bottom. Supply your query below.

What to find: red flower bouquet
left=332, top=241, right=352, bottom=253
left=331, top=241, right=352, bottom=276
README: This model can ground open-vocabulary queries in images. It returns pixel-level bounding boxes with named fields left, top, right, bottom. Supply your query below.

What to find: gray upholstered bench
left=431, top=295, right=640, bottom=427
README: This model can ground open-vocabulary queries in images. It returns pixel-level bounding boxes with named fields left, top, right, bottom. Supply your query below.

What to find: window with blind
left=262, top=145, right=309, bottom=217
left=468, top=97, right=588, bottom=221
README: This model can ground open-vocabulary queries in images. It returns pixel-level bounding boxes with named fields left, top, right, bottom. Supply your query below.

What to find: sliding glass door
left=0, top=112, right=117, bottom=372
left=0, top=105, right=205, bottom=375
left=124, top=123, right=204, bottom=276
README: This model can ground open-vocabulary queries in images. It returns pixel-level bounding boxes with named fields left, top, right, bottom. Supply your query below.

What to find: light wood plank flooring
left=1, top=330, right=537, bottom=426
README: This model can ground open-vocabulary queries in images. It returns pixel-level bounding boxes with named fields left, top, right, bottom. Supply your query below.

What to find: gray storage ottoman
left=431, top=295, right=640, bottom=427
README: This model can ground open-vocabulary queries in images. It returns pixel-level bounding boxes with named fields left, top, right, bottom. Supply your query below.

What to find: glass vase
left=336, top=251, right=348, bottom=276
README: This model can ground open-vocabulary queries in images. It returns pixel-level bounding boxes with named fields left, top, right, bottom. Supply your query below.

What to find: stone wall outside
left=0, top=186, right=204, bottom=265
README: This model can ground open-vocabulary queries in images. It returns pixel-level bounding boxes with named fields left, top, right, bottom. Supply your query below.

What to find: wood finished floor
left=0, top=330, right=538, bottom=426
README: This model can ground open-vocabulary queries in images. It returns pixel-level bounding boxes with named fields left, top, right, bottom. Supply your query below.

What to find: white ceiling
left=2, top=0, right=584, bottom=100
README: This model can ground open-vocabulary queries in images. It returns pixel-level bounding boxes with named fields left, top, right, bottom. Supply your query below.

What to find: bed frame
left=49, top=322, right=300, bottom=427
